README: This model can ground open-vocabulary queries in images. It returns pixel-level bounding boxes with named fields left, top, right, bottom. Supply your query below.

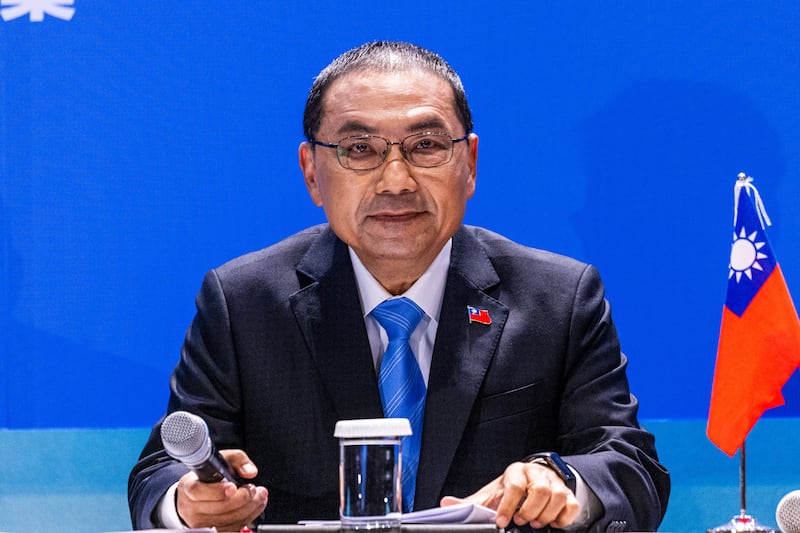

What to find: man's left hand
left=441, top=461, right=580, bottom=530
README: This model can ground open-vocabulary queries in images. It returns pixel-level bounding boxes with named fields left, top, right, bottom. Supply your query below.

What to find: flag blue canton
left=725, top=190, right=777, bottom=316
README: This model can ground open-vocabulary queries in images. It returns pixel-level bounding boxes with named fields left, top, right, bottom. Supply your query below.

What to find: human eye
left=410, top=134, right=449, bottom=152
left=341, top=137, right=380, bottom=160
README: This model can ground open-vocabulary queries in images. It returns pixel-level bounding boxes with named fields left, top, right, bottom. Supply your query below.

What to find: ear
left=465, top=133, right=478, bottom=198
left=299, top=142, right=324, bottom=206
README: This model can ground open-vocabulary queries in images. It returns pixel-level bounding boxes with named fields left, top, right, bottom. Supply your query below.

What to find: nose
left=376, top=143, right=417, bottom=194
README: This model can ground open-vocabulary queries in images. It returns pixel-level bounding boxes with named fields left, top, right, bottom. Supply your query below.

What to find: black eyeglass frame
left=308, top=131, right=469, bottom=170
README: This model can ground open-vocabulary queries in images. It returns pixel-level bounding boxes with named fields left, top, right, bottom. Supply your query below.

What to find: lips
left=370, top=211, right=420, bottom=222
left=364, top=198, right=428, bottom=225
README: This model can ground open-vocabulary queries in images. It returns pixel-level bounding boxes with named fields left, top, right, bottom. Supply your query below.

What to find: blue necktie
left=372, top=297, right=426, bottom=513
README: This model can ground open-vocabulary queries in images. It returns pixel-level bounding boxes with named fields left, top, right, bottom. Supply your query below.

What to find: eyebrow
left=333, top=117, right=451, bottom=138
left=407, top=118, right=449, bottom=132
left=334, top=120, right=375, bottom=137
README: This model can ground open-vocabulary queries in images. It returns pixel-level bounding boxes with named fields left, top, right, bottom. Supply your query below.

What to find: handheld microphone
left=160, top=410, right=240, bottom=485
left=777, top=490, right=800, bottom=533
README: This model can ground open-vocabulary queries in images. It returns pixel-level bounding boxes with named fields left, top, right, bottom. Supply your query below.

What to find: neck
left=353, top=251, right=437, bottom=295
left=349, top=239, right=453, bottom=296
left=368, top=263, right=427, bottom=295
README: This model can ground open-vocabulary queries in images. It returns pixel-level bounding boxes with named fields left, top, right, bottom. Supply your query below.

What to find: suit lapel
left=289, top=228, right=384, bottom=421
left=288, top=226, right=509, bottom=508
left=415, top=227, right=509, bottom=509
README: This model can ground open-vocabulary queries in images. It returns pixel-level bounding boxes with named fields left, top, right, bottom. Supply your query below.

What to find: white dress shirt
left=349, top=240, right=452, bottom=384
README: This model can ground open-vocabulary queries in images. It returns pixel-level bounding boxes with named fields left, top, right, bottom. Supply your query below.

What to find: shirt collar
left=349, top=239, right=452, bottom=321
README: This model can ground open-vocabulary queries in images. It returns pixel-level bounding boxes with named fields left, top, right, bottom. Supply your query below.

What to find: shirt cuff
left=156, top=481, right=188, bottom=529
left=564, top=466, right=602, bottom=529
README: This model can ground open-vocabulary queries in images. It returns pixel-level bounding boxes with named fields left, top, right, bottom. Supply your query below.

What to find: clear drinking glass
left=334, top=418, right=412, bottom=531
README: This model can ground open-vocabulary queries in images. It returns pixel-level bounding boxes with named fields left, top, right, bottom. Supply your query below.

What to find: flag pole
left=706, top=174, right=776, bottom=533
left=706, top=439, right=778, bottom=533
left=739, top=440, right=746, bottom=517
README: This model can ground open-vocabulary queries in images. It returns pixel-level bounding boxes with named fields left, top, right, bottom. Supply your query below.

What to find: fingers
left=448, top=475, right=506, bottom=510
left=176, top=453, right=269, bottom=530
left=178, top=476, right=269, bottom=530
left=220, top=448, right=259, bottom=479
left=439, top=496, right=467, bottom=507
left=513, top=471, right=578, bottom=529
left=453, top=462, right=580, bottom=530
left=493, top=464, right=529, bottom=528
left=213, top=484, right=267, bottom=532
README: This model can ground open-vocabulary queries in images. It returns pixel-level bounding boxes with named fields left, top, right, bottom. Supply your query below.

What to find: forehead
left=319, top=69, right=461, bottom=135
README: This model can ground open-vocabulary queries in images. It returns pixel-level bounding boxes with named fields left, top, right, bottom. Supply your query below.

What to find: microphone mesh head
left=777, top=490, right=800, bottom=533
left=160, top=411, right=209, bottom=459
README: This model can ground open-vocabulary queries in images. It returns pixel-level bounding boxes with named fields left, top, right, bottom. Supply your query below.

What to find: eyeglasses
left=309, top=132, right=469, bottom=170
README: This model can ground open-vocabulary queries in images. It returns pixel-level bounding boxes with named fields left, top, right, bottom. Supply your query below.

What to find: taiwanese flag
left=707, top=176, right=800, bottom=456
left=467, top=306, right=492, bottom=325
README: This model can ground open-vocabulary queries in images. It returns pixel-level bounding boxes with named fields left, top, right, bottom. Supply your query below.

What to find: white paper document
left=402, top=502, right=497, bottom=524
left=101, top=529, right=217, bottom=533
left=300, top=502, right=497, bottom=526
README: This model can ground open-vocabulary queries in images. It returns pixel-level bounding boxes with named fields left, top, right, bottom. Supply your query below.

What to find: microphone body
left=160, top=410, right=240, bottom=485
left=777, top=490, right=800, bottom=533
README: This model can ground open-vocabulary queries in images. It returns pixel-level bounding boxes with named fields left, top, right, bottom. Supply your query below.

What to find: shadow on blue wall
left=0, top=195, right=165, bottom=428
left=574, top=79, right=800, bottom=419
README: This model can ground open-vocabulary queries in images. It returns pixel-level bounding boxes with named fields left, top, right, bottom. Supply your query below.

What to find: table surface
left=256, top=525, right=503, bottom=532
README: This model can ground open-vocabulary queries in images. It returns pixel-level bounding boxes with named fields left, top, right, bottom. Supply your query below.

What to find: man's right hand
left=176, top=449, right=268, bottom=532
left=441, top=460, right=580, bottom=530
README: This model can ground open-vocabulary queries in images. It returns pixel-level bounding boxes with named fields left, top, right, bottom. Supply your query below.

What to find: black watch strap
left=523, top=451, right=577, bottom=494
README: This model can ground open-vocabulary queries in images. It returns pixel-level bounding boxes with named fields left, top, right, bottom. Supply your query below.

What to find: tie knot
left=372, top=297, right=424, bottom=341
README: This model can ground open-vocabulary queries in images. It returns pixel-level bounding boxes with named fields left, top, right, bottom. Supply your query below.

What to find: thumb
left=439, top=496, right=468, bottom=507
left=220, top=449, right=259, bottom=479
left=441, top=477, right=502, bottom=510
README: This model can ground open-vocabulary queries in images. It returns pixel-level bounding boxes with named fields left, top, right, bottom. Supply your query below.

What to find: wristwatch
left=523, top=452, right=577, bottom=494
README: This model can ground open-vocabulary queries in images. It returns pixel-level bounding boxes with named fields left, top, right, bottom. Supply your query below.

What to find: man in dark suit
left=129, top=41, right=669, bottom=532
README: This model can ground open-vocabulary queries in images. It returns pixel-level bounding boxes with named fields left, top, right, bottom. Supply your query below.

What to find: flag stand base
left=706, top=512, right=779, bottom=533
left=706, top=440, right=779, bottom=533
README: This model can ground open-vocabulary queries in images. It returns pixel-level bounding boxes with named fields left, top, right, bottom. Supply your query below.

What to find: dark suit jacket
left=129, top=225, right=669, bottom=532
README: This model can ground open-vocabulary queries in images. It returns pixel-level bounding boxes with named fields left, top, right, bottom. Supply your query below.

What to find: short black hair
left=303, top=41, right=473, bottom=141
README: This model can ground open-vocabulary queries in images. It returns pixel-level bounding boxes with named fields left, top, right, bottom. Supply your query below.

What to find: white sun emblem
left=729, top=226, right=768, bottom=282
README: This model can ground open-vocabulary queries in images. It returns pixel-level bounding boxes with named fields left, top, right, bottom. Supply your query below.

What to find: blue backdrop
left=2, top=2, right=799, bottom=429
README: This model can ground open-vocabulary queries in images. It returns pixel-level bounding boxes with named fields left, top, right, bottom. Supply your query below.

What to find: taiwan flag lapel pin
left=467, top=305, right=492, bottom=325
